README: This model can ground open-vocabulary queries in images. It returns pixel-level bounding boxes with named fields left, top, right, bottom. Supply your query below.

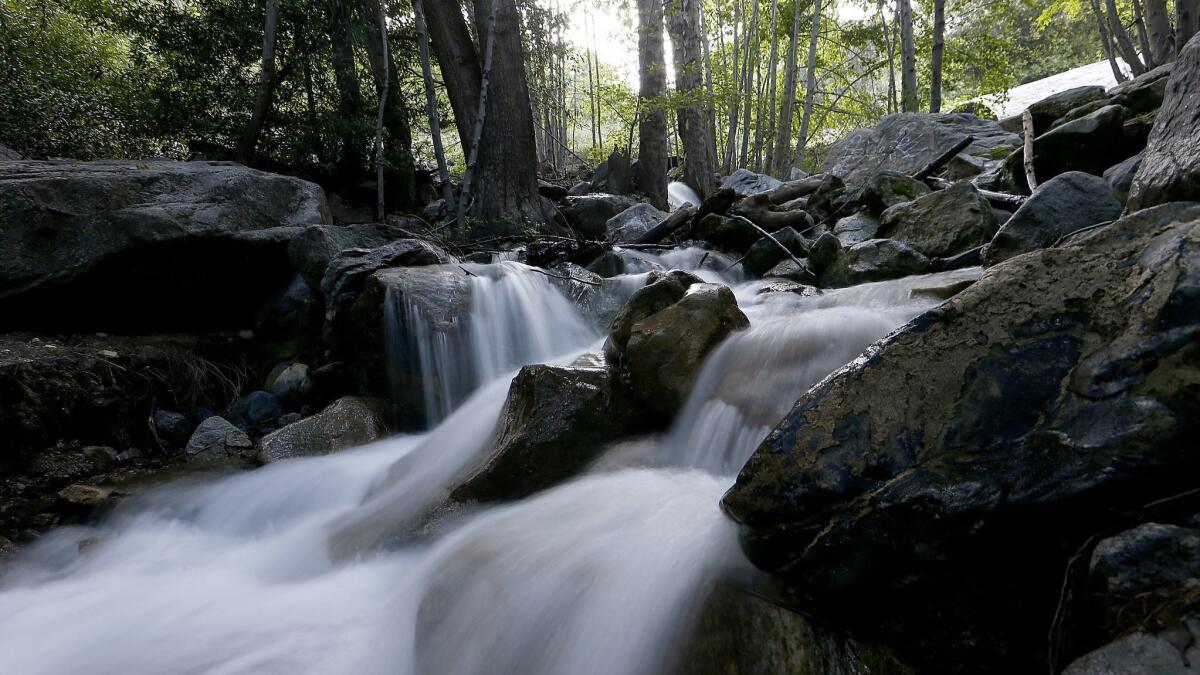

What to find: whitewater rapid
left=0, top=253, right=977, bottom=674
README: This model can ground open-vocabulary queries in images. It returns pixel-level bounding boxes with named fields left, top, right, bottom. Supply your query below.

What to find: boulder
left=1063, top=627, right=1200, bottom=675
left=585, top=251, right=626, bottom=278
left=287, top=222, right=417, bottom=289
left=604, top=270, right=704, bottom=363
left=1026, top=85, right=1107, bottom=132
left=258, top=396, right=389, bottom=463
left=694, top=213, right=762, bottom=253
left=562, top=194, right=640, bottom=239
left=1004, top=104, right=1129, bottom=193
left=741, top=227, right=811, bottom=277
left=1089, top=522, right=1200, bottom=607
left=1107, top=62, right=1173, bottom=113
left=240, top=390, right=284, bottom=427
left=346, top=265, right=474, bottom=425
left=807, top=232, right=842, bottom=271
left=944, top=153, right=988, bottom=181
left=624, top=283, right=749, bottom=416
left=822, top=113, right=1020, bottom=190
left=0, top=160, right=329, bottom=332
left=450, top=366, right=644, bottom=502
left=820, top=238, right=929, bottom=287
left=878, top=181, right=997, bottom=258
left=833, top=211, right=881, bottom=246
left=725, top=203, right=1200, bottom=672
left=184, top=416, right=252, bottom=457
left=982, top=172, right=1122, bottom=266
left=764, top=258, right=819, bottom=285
left=266, top=362, right=312, bottom=405
left=1103, top=152, right=1143, bottom=204
left=153, top=410, right=191, bottom=447
left=1127, top=35, right=1200, bottom=211
left=605, top=203, right=667, bottom=243
left=720, top=168, right=784, bottom=197
left=1050, top=99, right=1112, bottom=129
left=860, top=171, right=932, bottom=216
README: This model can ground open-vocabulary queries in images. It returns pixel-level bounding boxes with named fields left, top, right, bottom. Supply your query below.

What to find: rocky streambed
left=1, top=33, right=1199, bottom=675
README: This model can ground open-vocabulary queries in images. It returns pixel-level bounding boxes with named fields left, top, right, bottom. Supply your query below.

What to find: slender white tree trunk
left=794, top=0, right=822, bottom=170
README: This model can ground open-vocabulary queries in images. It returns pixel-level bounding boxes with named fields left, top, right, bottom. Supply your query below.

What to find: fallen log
left=911, top=135, right=975, bottom=181
left=923, top=176, right=1027, bottom=211
left=732, top=193, right=814, bottom=232
left=766, top=175, right=826, bottom=205
left=633, top=203, right=697, bottom=245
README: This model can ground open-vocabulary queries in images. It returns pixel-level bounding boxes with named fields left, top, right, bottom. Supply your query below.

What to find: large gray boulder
left=982, top=171, right=1121, bottom=266
left=833, top=211, right=882, bottom=246
left=450, top=365, right=645, bottom=502
left=724, top=203, right=1200, bottom=672
left=721, top=168, right=784, bottom=197
left=605, top=203, right=667, bottom=243
left=562, top=194, right=640, bottom=239
left=1108, top=62, right=1174, bottom=113
left=877, top=181, right=997, bottom=258
left=288, top=221, right=419, bottom=289
left=1004, top=104, right=1130, bottom=193
left=0, top=160, right=330, bottom=331
left=1103, top=152, right=1143, bottom=204
left=1026, top=85, right=1108, bottom=132
left=822, top=113, right=1019, bottom=190
left=258, top=396, right=389, bottom=463
left=860, top=171, right=932, bottom=216
left=184, top=416, right=252, bottom=458
left=1127, top=34, right=1200, bottom=211
left=820, top=238, right=929, bottom=287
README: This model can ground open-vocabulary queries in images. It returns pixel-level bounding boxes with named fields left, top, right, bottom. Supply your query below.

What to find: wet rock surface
left=877, top=181, right=997, bottom=258
left=982, top=171, right=1122, bottom=265
left=1127, top=34, right=1200, bottom=211
left=258, top=396, right=389, bottom=463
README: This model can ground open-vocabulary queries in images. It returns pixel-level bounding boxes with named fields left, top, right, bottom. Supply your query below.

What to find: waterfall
left=0, top=249, right=976, bottom=674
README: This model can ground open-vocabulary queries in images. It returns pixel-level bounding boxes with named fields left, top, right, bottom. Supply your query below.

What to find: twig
left=458, top=265, right=478, bottom=277
left=911, top=135, right=974, bottom=181
left=729, top=214, right=806, bottom=268
left=525, top=266, right=601, bottom=286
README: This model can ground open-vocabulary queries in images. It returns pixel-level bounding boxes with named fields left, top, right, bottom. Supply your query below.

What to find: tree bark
left=929, top=0, right=945, bottom=113
left=371, top=0, right=389, bottom=221
left=237, top=0, right=279, bottom=165
left=1090, top=0, right=1129, bottom=83
left=1179, top=0, right=1200, bottom=50
left=794, top=0, right=822, bottom=170
left=1144, top=0, right=1175, bottom=65
left=666, top=0, right=718, bottom=198
left=898, top=0, right=918, bottom=112
left=358, top=0, right=415, bottom=211
left=1106, top=0, right=1148, bottom=74
left=637, top=0, right=669, bottom=209
left=413, top=0, right=454, bottom=210
left=770, top=0, right=803, bottom=177
left=740, top=0, right=760, bottom=167
left=724, top=0, right=743, bottom=174
left=327, top=0, right=367, bottom=183
left=760, top=0, right=780, bottom=173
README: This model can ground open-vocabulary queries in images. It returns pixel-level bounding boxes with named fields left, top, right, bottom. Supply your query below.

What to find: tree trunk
left=770, top=0, right=802, bottom=177
left=794, top=0, right=822, bottom=169
left=1091, top=0, right=1129, bottom=83
left=723, top=0, right=743, bottom=174
left=930, top=0, right=945, bottom=113
left=1144, top=0, right=1175, bottom=65
left=328, top=0, right=367, bottom=183
left=237, top=0, right=279, bottom=166
left=760, top=0, right=780, bottom=173
left=666, top=0, right=718, bottom=198
left=898, top=0, right=918, bottom=112
left=1106, top=0, right=1148, bottom=74
left=740, top=0, right=760, bottom=167
left=637, top=0, right=669, bottom=209
left=1179, top=0, right=1200, bottom=50
left=413, top=0, right=454, bottom=210
left=1133, top=0, right=1154, bottom=63
left=358, top=0, right=415, bottom=211
left=371, top=0, right=388, bottom=221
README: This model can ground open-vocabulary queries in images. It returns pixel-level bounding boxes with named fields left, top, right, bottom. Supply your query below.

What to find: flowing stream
left=0, top=255, right=978, bottom=674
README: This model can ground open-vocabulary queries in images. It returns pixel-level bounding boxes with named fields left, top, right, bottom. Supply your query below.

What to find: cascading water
left=0, top=246, right=978, bottom=674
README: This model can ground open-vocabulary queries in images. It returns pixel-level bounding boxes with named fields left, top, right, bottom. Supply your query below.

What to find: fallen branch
left=912, top=135, right=974, bottom=181
left=924, top=176, right=1027, bottom=211
left=729, top=214, right=807, bottom=269
left=525, top=266, right=601, bottom=286
left=1022, top=109, right=1038, bottom=191
left=634, top=204, right=697, bottom=245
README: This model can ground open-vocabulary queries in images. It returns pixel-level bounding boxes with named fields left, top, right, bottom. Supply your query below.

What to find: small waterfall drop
left=667, top=181, right=701, bottom=210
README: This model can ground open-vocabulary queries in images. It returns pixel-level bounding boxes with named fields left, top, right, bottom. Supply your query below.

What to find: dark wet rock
left=820, top=239, right=929, bottom=287
left=606, top=203, right=667, bottom=243
left=822, top=113, right=1019, bottom=190
left=266, top=362, right=311, bottom=406
left=833, top=211, right=881, bottom=246
left=765, top=258, right=820, bottom=285
left=320, top=239, right=448, bottom=348
left=878, top=181, right=997, bottom=258
left=1089, top=522, right=1200, bottom=604
left=1108, top=62, right=1173, bottom=113
left=1104, top=152, right=1143, bottom=204
left=537, top=180, right=568, bottom=201
left=802, top=174, right=848, bottom=221
left=253, top=274, right=323, bottom=360
left=1051, top=99, right=1112, bottom=129
left=567, top=180, right=591, bottom=196
left=1027, top=85, right=1107, bottom=132
left=604, top=270, right=704, bottom=364
left=184, top=416, right=252, bottom=457
left=944, top=153, right=988, bottom=181
left=741, top=227, right=811, bottom=277
left=807, top=232, right=842, bottom=271
left=562, top=194, right=640, bottom=239
left=623, top=283, right=749, bottom=416
left=1127, top=36, right=1200, bottom=211
left=982, top=172, right=1121, bottom=266
left=345, top=265, right=474, bottom=426
left=725, top=203, right=1200, bottom=672
left=695, top=213, right=762, bottom=253
left=287, top=221, right=415, bottom=289
left=585, top=251, right=626, bottom=278
left=909, top=276, right=977, bottom=300
left=153, top=410, right=191, bottom=447
left=1122, top=109, right=1157, bottom=149
left=451, top=366, right=644, bottom=502
left=1063, top=624, right=1200, bottom=675
left=673, top=584, right=915, bottom=675
left=0, top=160, right=329, bottom=332
left=1005, top=104, right=1130, bottom=193
left=721, top=168, right=784, bottom=197
left=241, top=390, right=284, bottom=427
left=860, top=171, right=932, bottom=216
left=258, top=396, right=389, bottom=463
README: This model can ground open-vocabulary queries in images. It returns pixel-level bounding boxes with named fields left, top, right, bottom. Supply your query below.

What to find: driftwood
left=694, top=187, right=739, bottom=223
left=634, top=203, right=697, bottom=245
left=1022, top=109, right=1038, bottom=191
left=728, top=214, right=807, bottom=269
left=924, top=176, right=1027, bottom=211
left=733, top=193, right=814, bottom=232
left=766, top=174, right=826, bottom=204
left=911, top=135, right=974, bottom=181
